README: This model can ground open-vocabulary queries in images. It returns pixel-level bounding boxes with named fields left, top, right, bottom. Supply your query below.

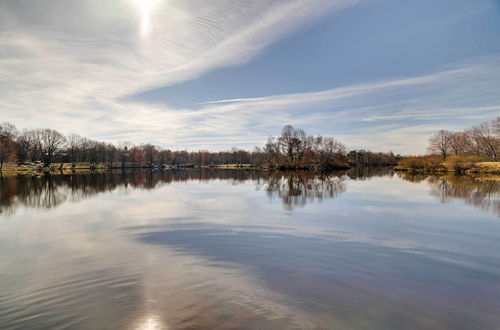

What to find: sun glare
left=134, top=0, right=160, bottom=38
left=137, top=0, right=158, bottom=11
left=136, top=314, right=166, bottom=330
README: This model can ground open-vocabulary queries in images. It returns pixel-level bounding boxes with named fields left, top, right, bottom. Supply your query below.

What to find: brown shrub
left=444, top=155, right=483, bottom=173
left=397, top=157, right=428, bottom=170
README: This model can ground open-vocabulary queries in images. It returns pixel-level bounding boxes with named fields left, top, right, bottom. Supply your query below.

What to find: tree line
left=264, top=125, right=399, bottom=169
left=427, top=117, right=499, bottom=161
left=397, top=117, right=500, bottom=172
left=0, top=122, right=360, bottom=170
left=0, top=122, right=401, bottom=171
left=0, top=122, right=266, bottom=170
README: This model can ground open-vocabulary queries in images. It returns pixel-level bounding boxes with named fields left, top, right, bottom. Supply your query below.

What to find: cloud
left=0, top=0, right=499, bottom=154
left=0, top=0, right=361, bottom=141
left=0, top=0, right=362, bottom=97
left=167, top=58, right=500, bottom=152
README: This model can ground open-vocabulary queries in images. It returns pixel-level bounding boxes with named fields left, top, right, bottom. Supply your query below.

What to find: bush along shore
left=395, top=117, right=499, bottom=174
left=395, top=155, right=500, bottom=174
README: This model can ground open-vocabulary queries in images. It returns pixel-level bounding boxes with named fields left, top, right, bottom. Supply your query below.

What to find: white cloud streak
left=0, top=0, right=499, bottom=153
left=0, top=0, right=361, bottom=140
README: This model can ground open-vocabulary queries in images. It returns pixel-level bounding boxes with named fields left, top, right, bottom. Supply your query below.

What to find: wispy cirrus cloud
left=162, top=57, right=500, bottom=152
left=0, top=0, right=362, bottom=141
left=0, top=0, right=363, bottom=97
left=0, top=0, right=498, bottom=154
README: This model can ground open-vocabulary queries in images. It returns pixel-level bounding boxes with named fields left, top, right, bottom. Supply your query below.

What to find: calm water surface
left=0, top=169, right=499, bottom=330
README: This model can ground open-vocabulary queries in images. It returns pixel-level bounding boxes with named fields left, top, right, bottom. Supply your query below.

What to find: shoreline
left=395, top=162, right=500, bottom=174
left=2, top=162, right=499, bottom=176
left=0, top=162, right=352, bottom=174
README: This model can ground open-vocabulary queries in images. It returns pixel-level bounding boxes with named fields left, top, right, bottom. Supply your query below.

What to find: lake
left=0, top=169, right=499, bottom=330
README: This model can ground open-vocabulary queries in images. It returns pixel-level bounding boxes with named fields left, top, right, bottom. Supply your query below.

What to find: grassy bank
left=1, top=162, right=352, bottom=174
left=466, top=162, right=500, bottom=174
left=395, top=156, right=500, bottom=174
left=0, top=162, right=261, bottom=174
left=0, top=163, right=146, bottom=174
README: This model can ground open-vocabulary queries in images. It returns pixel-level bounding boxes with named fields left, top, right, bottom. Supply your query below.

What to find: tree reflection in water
left=1, top=169, right=498, bottom=216
left=398, top=172, right=500, bottom=216
left=345, top=166, right=395, bottom=180
left=0, top=175, right=68, bottom=215
left=0, top=170, right=350, bottom=215
left=257, top=171, right=346, bottom=210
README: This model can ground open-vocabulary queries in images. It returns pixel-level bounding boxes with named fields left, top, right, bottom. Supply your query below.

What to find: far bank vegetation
left=396, top=117, right=500, bottom=174
left=0, top=123, right=398, bottom=173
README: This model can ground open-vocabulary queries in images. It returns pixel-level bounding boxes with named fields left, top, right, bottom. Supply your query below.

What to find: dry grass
left=0, top=162, right=108, bottom=173
left=396, top=155, right=500, bottom=174
left=476, top=162, right=500, bottom=169
left=469, top=162, right=500, bottom=174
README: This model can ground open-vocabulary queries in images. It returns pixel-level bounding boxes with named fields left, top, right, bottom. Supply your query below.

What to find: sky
left=0, top=0, right=499, bottom=153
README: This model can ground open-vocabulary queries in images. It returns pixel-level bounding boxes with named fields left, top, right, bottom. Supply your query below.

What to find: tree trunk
left=43, top=156, right=51, bottom=168
left=0, top=160, right=3, bottom=172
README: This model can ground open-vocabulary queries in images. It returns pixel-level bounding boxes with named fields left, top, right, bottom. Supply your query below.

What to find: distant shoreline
left=0, top=162, right=357, bottom=176
left=0, top=163, right=262, bottom=174
left=2, top=162, right=499, bottom=177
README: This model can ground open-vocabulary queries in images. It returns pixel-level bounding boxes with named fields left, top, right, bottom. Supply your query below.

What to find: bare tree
left=312, top=136, right=347, bottom=170
left=158, top=149, right=172, bottom=167
left=264, top=136, right=282, bottom=164
left=278, top=125, right=312, bottom=164
left=105, top=143, right=118, bottom=168
left=471, top=123, right=498, bottom=161
left=67, top=133, right=83, bottom=167
left=34, top=128, right=67, bottom=167
left=16, top=129, right=37, bottom=164
left=142, top=144, right=158, bottom=167
left=428, top=130, right=452, bottom=160
left=492, top=117, right=500, bottom=136
left=0, top=122, right=18, bottom=171
left=0, top=122, right=18, bottom=139
left=448, top=132, right=468, bottom=156
left=426, top=117, right=499, bottom=161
